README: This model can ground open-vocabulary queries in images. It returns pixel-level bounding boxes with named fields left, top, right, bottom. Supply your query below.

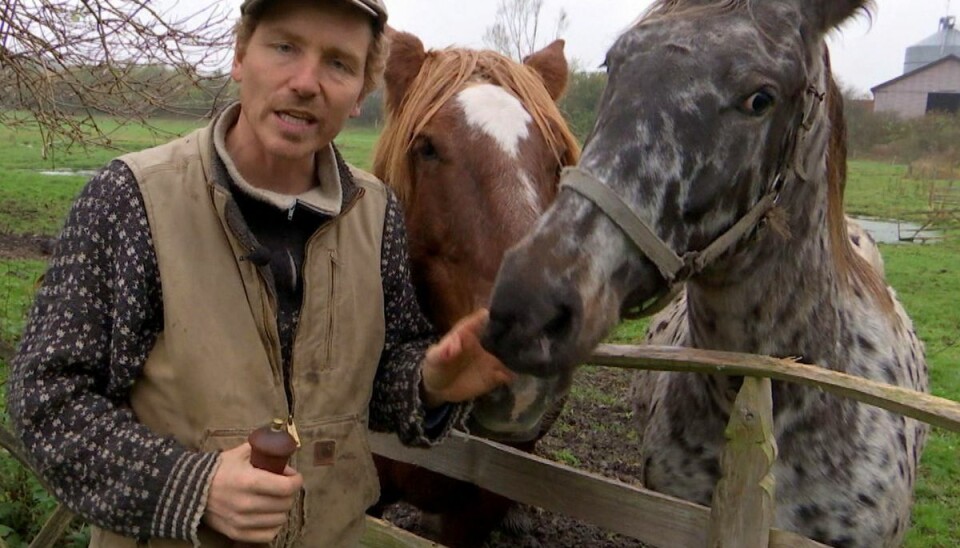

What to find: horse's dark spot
left=897, top=430, right=907, bottom=453
left=701, top=458, right=720, bottom=479
left=656, top=320, right=669, bottom=333
left=793, top=463, right=807, bottom=479
left=874, top=360, right=894, bottom=384
left=840, top=514, right=856, bottom=529
left=751, top=304, right=762, bottom=321
left=898, top=461, right=906, bottom=478
left=853, top=284, right=864, bottom=299
left=851, top=234, right=861, bottom=247
left=830, top=536, right=855, bottom=548
left=856, top=334, right=875, bottom=354
left=857, top=493, right=877, bottom=508
left=812, top=528, right=829, bottom=543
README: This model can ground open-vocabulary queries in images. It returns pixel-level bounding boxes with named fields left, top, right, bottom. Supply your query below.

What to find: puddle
left=851, top=216, right=943, bottom=244
left=38, top=169, right=96, bottom=177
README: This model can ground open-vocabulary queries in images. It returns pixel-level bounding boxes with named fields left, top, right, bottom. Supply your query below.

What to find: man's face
left=231, top=0, right=372, bottom=163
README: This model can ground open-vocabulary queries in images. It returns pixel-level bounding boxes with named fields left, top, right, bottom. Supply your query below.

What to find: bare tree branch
left=484, top=0, right=567, bottom=61
left=0, top=0, right=236, bottom=156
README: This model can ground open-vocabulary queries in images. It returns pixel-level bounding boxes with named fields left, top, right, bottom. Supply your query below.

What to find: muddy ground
left=382, top=365, right=649, bottom=548
left=0, top=232, right=54, bottom=261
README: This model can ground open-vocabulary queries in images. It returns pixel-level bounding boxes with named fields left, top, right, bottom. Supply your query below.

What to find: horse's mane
left=822, top=51, right=894, bottom=312
left=373, top=47, right=581, bottom=206
left=641, top=0, right=747, bottom=21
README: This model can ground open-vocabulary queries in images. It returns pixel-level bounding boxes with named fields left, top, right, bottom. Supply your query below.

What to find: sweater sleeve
left=367, top=191, right=469, bottom=445
left=7, top=160, right=218, bottom=543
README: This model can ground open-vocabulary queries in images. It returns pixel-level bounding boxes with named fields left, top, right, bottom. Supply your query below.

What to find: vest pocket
left=322, top=249, right=339, bottom=371
left=197, top=428, right=250, bottom=452
left=295, top=414, right=380, bottom=543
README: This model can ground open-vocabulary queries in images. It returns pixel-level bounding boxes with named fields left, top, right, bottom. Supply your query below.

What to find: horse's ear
left=805, top=0, right=872, bottom=33
left=384, top=29, right=427, bottom=112
left=523, top=39, right=569, bottom=101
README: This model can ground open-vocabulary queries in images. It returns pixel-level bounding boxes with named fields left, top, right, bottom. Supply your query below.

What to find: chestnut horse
left=483, top=0, right=928, bottom=546
left=369, top=30, right=580, bottom=547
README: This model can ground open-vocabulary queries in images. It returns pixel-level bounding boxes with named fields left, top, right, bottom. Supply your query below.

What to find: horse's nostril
left=543, top=303, right=574, bottom=340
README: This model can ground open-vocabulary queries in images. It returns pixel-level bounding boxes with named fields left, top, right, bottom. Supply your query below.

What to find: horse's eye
left=741, top=89, right=775, bottom=116
left=413, top=137, right=439, bottom=161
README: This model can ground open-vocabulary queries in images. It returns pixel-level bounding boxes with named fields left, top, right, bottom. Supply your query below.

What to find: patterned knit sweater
left=7, top=145, right=459, bottom=541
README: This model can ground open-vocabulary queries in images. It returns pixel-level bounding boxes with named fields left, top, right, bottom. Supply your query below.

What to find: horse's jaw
left=467, top=371, right=572, bottom=443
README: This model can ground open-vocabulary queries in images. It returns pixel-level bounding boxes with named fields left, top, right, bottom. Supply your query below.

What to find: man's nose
left=289, top=61, right=321, bottom=98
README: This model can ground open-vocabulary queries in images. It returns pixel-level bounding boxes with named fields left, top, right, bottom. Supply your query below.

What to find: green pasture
left=0, top=122, right=958, bottom=546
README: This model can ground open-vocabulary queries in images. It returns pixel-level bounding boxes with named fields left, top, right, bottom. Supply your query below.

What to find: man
left=7, top=0, right=515, bottom=546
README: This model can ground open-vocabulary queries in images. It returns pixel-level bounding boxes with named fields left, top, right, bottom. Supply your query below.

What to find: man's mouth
left=276, top=110, right=316, bottom=127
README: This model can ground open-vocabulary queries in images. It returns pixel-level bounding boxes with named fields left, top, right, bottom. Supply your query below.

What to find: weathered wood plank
left=590, top=344, right=960, bottom=432
left=0, top=425, right=31, bottom=468
left=28, top=504, right=74, bottom=548
left=708, top=378, right=777, bottom=547
left=361, top=516, right=440, bottom=547
left=371, top=431, right=711, bottom=547
left=769, top=529, right=830, bottom=547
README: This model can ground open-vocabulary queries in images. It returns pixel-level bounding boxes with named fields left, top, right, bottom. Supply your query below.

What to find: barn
left=872, top=16, right=960, bottom=118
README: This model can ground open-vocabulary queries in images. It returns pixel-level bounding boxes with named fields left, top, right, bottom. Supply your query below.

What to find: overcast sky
left=216, top=0, right=958, bottom=97
left=380, top=0, right=957, bottom=96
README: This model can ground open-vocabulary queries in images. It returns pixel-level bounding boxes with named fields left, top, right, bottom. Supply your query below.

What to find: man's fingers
left=248, top=470, right=303, bottom=497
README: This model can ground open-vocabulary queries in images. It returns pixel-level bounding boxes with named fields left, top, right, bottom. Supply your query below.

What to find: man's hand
left=203, top=443, right=303, bottom=543
left=421, top=308, right=517, bottom=407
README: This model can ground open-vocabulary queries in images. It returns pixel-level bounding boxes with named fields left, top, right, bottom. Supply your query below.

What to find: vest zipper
left=286, top=188, right=365, bottom=424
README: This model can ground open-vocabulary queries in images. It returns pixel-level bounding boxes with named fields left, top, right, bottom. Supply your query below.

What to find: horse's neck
left=687, top=139, right=849, bottom=368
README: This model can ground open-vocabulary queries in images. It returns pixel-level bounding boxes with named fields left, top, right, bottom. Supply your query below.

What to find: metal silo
left=904, top=16, right=960, bottom=73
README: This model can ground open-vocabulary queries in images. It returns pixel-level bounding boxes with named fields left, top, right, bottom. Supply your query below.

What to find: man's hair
left=234, top=1, right=387, bottom=98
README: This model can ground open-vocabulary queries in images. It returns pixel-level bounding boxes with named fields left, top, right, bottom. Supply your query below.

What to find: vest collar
left=212, top=102, right=346, bottom=217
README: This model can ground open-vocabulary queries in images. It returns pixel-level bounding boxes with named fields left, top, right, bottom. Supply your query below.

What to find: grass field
left=0, top=121, right=958, bottom=546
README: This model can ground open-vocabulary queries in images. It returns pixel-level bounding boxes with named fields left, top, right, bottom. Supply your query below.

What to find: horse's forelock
left=373, top=48, right=580, bottom=208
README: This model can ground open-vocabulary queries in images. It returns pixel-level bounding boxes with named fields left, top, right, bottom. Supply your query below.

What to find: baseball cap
left=239, top=0, right=387, bottom=30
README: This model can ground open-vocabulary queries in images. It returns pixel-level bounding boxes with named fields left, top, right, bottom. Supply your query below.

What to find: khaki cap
left=239, top=0, right=387, bottom=30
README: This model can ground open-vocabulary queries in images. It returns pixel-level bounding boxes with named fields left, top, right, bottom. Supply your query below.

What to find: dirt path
left=0, top=232, right=55, bottom=261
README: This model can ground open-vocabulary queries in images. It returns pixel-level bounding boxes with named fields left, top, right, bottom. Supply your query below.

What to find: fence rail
left=3, top=342, right=957, bottom=547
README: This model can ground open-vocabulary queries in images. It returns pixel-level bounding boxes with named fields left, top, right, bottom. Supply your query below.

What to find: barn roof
left=872, top=54, right=960, bottom=93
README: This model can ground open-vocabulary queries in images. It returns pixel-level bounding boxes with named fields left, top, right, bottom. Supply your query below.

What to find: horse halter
left=561, top=84, right=824, bottom=318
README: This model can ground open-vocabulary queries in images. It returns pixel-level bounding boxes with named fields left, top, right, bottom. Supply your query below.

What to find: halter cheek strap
left=560, top=167, right=782, bottom=317
left=558, top=83, right=824, bottom=318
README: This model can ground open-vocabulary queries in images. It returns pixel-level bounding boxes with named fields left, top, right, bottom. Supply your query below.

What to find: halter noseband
left=560, top=85, right=824, bottom=318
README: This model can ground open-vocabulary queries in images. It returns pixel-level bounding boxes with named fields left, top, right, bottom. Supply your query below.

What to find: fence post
left=707, top=377, right=778, bottom=547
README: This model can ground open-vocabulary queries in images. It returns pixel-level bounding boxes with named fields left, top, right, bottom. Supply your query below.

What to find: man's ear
left=231, top=43, right=246, bottom=83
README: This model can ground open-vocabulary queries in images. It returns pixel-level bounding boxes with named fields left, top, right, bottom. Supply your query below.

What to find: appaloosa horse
left=369, top=30, right=580, bottom=547
left=482, top=1, right=929, bottom=546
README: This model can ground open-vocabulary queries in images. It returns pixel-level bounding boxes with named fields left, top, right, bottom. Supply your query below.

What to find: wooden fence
left=898, top=183, right=960, bottom=242
left=3, top=343, right=959, bottom=547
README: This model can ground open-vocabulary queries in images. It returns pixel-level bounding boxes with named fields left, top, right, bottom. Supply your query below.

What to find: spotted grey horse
left=481, top=0, right=929, bottom=546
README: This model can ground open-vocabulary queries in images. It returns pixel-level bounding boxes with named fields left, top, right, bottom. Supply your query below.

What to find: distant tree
left=352, top=88, right=384, bottom=128
left=0, top=0, right=234, bottom=156
left=559, top=68, right=606, bottom=141
left=483, top=0, right=568, bottom=61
